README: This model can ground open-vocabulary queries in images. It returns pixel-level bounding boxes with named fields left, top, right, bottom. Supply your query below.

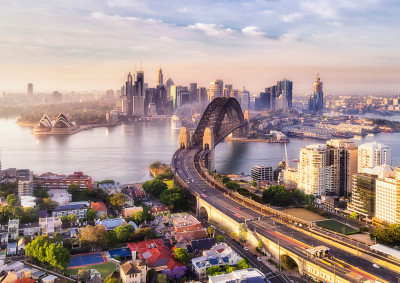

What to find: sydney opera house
left=33, top=113, right=80, bottom=135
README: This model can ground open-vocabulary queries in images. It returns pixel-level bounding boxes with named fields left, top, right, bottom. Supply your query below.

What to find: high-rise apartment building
left=189, top=83, right=197, bottom=102
left=210, top=80, right=223, bottom=101
left=155, top=68, right=163, bottom=87
left=27, top=83, right=33, bottom=96
left=308, top=74, right=324, bottom=114
left=251, top=166, right=274, bottom=183
left=374, top=167, right=400, bottom=225
left=357, top=141, right=391, bottom=173
left=199, top=87, right=208, bottom=110
left=240, top=87, right=250, bottom=111
left=298, top=144, right=333, bottom=196
left=326, top=139, right=358, bottom=196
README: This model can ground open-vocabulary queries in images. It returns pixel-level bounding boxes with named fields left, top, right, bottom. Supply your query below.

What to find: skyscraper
left=155, top=68, right=163, bottom=87
left=259, top=92, right=270, bottom=110
left=210, top=80, right=223, bottom=101
left=358, top=141, right=391, bottom=172
left=198, top=87, right=208, bottom=110
left=298, top=144, right=333, bottom=196
left=308, top=74, right=324, bottom=114
left=276, top=79, right=293, bottom=108
left=125, top=72, right=134, bottom=115
left=240, top=87, right=250, bottom=111
left=27, top=83, right=33, bottom=96
left=135, top=71, right=144, bottom=97
left=189, top=83, right=198, bottom=102
left=170, top=85, right=177, bottom=109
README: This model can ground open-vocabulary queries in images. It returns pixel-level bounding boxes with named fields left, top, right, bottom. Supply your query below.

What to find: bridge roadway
left=173, top=148, right=400, bottom=282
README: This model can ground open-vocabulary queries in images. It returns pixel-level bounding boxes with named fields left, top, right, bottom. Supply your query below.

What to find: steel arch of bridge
left=191, top=97, right=246, bottom=147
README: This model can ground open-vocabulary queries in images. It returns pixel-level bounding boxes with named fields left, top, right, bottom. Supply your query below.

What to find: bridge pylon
left=178, top=126, right=190, bottom=149
left=203, top=127, right=215, bottom=171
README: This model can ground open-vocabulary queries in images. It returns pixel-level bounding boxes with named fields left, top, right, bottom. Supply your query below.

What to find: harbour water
left=1, top=117, right=400, bottom=183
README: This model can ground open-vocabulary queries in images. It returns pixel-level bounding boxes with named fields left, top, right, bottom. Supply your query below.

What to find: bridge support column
left=178, top=127, right=190, bottom=149
left=203, top=127, right=215, bottom=171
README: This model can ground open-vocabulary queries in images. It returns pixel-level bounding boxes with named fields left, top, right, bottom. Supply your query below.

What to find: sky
left=0, top=0, right=399, bottom=95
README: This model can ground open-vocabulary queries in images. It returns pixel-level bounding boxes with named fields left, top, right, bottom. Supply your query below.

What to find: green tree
left=34, top=185, right=49, bottom=198
left=60, top=215, right=69, bottom=223
left=7, top=194, right=17, bottom=207
left=147, top=269, right=157, bottom=282
left=239, top=224, right=247, bottom=242
left=131, top=227, right=156, bottom=242
left=52, top=232, right=63, bottom=244
left=133, top=211, right=144, bottom=225
left=237, top=258, right=250, bottom=269
left=350, top=212, right=358, bottom=219
left=100, top=213, right=107, bottom=220
left=78, top=225, right=109, bottom=249
left=109, top=193, right=126, bottom=211
left=206, top=266, right=222, bottom=276
left=104, top=276, right=118, bottom=283
left=114, top=225, right=134, bottom=242
left=257, top=239, right=264, bottom=250
left=280, top=254, right=298, bottom=270
left=19, top=207, right=39, bottom=224
left=40, top=198, right=59, bottom=211
left=159, top=187, right=188, bottom=212
left=156, top=274, right=168, bottom=283
left=68, top=213, right=77, bottom=223
left=86, top=209, right=97, bottom=221
left=142, top=179, right=167, bottom=196
left=207, top=226, right=215, bottom=237
left=67, top=184, right=80, bottom=198
left=174, top=248, right=190, bottom=265
left=108, top=230, right=118, bottom=248
left=226, top=266, right=237, bottom=273
left=216, top=235, right=224, bottom=243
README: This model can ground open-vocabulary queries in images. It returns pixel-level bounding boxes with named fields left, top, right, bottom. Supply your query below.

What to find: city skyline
left=1, top=0, right=400, bottom=95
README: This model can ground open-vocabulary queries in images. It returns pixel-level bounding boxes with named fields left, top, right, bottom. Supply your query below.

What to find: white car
left=373, top=263, right=380, bottom=269
left=257, top=257, right=262, bottom=262
left=244, top=247, right=249, bottom=251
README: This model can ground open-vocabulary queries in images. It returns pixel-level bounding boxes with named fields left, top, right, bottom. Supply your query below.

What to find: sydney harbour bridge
left=171, top=97, right=400, bottom=283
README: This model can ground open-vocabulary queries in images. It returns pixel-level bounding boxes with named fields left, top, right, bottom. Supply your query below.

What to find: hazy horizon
left=1, top=0, right=399, bottom=95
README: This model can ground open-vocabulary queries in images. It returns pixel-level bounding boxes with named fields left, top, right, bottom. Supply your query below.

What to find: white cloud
left=186, top=23, right=236, bottom=37
left=241, top=26, right=267, bottom=37
left=282, top=13, right=303, bottom=23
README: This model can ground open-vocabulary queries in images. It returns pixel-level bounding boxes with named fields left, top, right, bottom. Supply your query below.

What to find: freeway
left=172, top=148, right=400, bottom=282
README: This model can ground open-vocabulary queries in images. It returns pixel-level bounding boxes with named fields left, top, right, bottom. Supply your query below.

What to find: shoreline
left=225, top=138, right=289, bottom=143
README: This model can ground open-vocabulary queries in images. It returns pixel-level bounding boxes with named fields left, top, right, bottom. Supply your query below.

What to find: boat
left=367, top=133, right=374, bottom=137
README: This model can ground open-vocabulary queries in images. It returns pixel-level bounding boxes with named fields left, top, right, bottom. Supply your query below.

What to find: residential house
left=48, top=189, right=71, bottom=206
left=20, top=196, right=36, bottom=208
left=19, top=222, right=40, bottom=237
left=52, top=204, right=88, bottom=219
left=6, top=242, right=17, bottom=256
left=186, top=238, right=217, bottom=256
left=127, top=239, right=183, bottom=272
left=96, top=218, right=127, bottom=231
left=150, top=206, right=170, bottom=216
left=39, top=217, right=62, bottom=235
left=120, top=259, right=147, bottom=283
left=208, top=268, right=265, bottom=283
left=91, top=202, right=108, bottom=217
left=168, top=213, right=202, bottom=233
left=42, top=275, right=58, bottom=283
left=122, top=206, right=143, bottom=218
left=8, top=219, right=19, bottom=241
left=17, top=238, right=29, bottom=255
left=191, top=243, right=242, bottom=279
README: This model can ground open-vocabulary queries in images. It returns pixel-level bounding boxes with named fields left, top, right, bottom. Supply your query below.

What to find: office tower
left=52, top=91, right=62, bottom=103
left=198, top=87, right=208, bottom=109
left=189, top=83, right=198, bottom=102
left=277, top=79, right=293, bottom=108
left=170, top=85, right=177, bottom=109
left=133, top=96, right=145, bottom=116
left=254, top=98, right=261, bottom=111
left=348, top=165, right=394, bottom=219
left=224, top=84, right=232, bottom=97
left=308, top=74, right=324, bottom=114
left=230, top=89, right=239, bottom=100
left=260, top=92, right=270, bottom=110
left=155, top=68, right=163, bottom=87
left=251, top=165, right=273, bottom=183
left=358, top=141, right=391, bottom=173
left=326, top=139, right=358, bottom=196
left=266, top=85, right=277, bottom=109
left=125, top=72, right=134, bottom=115
left=166, top=78, right=174, bottom=98
left=135, top=71, right=144, bottom=97
left=27, top=83, right=33, bottom=96
left=210, top=80, right=223, bottom=101
left=181, top=90, right=190, bottom=105
left=298, top=144, right=333, bottom=196
left=374, top=167, right=400, bottom=225
left=240, top=87, right=250, bottom=111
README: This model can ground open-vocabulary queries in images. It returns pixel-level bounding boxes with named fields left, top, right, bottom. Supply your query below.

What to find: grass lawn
left=285, top=208, right=326, bottom=222
left=65, top=262, right=117, bottom=278
left=165, top=180, right=174, bottom=189
left=316, top=220, right=359, bottom=235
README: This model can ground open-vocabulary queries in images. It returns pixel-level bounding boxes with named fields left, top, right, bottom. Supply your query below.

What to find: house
left=127, top=239, right=183, bottom=271
left=15, top=279, right=36, bottom=283
left=6, top=242, right=17, bottom=256
left=209, top=268, right=265, bottom=283
left=42, top=275, right=58, bottom=283
left=96, top=218, right=127, bottom=231
left=20, top=196, right=36, bottom=208
left=166, top=213, right=202, bottom=233
left=39, top=217, right=62, bottom=235
left=8, top=219, right=19, bottom=241
left=2, top=270, right=23, bottom=283
left=62, top=221, right=95, bottom=238
left=48, top=189, right=72, bottom=206
left=17, top=238, right=29, bottom=255
left=187, top=238, right=217, bottom=255
left=191, top=243, right=242, bottom=279
left=122, top=206, right=143, bottom=218
left=120, top=259, right=147, bottom=283
left=91, top=202, right=108, bottom=217
left=150, top=205, right=170, bottom=216
left=0, top=232, right=8, bottom=245
left=19, top=222, right=40, bottom=237
left=52, top=204, right=88, bottom=219
left=175, top=229, right=208, bottom=245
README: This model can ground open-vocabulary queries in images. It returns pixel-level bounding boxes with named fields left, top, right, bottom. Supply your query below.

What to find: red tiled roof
left=127, top=239, right=183, bottom=270
left=15, top=279, right=36, bottom=283
left=91, top=202, right=107, bottom=212
left=150, top=206, right=170, bottom=214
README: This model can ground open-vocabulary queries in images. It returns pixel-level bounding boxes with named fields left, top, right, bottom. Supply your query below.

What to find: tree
left=108, top=230, right=118, bottom=248
left=133, top=211, right=144, bottom=225
left=104, top=276, right=118, bottom=283
left=163, top=266, right=187, bottom=281
left=78, top=225, right=109, bottom=249
left=19, top=207, right=39, bottom=224
left=207, top=226, right=215, bottom=237
left=216, top=235, right=224, bottom=243
left=350, top=212, right=358, bottom=219
left=114, top=225, right=134, bottom=242
left=60, top=215, right=69, bottom=223
left=280, top=254, right=298, bottom=270
left=370, top=224, right=400, bottom=246
left=226, top=266, right=237, bottom=273
left=86, top=209, right=97, bottom=221
left=147, top=269, right=157, bottom=282
left=206, top=266, right=222, bottom=276
left=68, top=184, right=80, bottom=197
left=239, top=224, right=247, bottom=242
left=156, top=274, right=168, bottom=283
left=77, top=269, right=90, bottom=282
left=7, top=194, right=17, bottom=207
left=159, top=187, right=188, bottom=212
left=174, top=248, right=190, bottom=265
left=142, top=179, right=167, bottom=196
left=257, top=239, right=264, bottom=250
left=100, top=213, right=107, bottom=220
left=40, top=198, right=59, bottom=211
left=131, top=227, right=156, bottom=242
left=52, top=232, right=63, bottom=244
left=68, top=213, right=77, bottom=223
left=34, top=185, right=49, bottom=199
left=109, top=193, right=125, bottom=211
left=237, top=258, right=250, bottom=269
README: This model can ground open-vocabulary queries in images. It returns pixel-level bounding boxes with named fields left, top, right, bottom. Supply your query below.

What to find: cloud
left=282, top=13, right=303, bottom=23
left=186, top=23, right=236, bottom=37
left=241, top=26, right=267, bottom=37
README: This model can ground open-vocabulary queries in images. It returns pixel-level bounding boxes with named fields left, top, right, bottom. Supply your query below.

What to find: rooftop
left=91, top=202, right=107, bottom=212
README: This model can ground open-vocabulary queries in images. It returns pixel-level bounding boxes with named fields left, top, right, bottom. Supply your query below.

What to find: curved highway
left=172, top=148, right=400, bottom=283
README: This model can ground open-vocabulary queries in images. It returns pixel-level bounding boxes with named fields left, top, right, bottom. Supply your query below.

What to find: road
left=172, top=148, right=400, bottom=283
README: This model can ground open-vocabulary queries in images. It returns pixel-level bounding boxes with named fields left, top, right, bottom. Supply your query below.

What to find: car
left=257, top=257, right=262, bottom=262
left=253, top=254, right=257, bottom=258
left=237, top=207, right=242, bottom=210
left=244, top=247, right=248, bottom=251
left=373, top=264, right=380, bottom=269
left=203, top=189, right=206, bottom=192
